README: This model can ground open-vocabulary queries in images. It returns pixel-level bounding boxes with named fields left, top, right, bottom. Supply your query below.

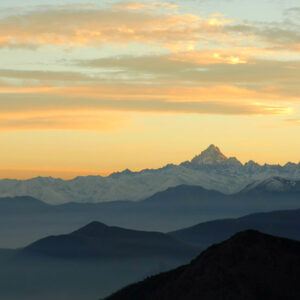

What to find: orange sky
left=0, top=0, right=299, bottom=179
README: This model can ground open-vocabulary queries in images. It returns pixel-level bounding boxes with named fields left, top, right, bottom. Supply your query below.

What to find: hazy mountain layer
left=1, top=178, right=300, bottom=248
left=170, top=209, right=300, bottom=248
left=0, top=223, right=196, bottom=300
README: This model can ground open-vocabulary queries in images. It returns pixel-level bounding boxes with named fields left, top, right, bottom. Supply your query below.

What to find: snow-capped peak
left=0, top=145, right=299, bottom=204
left=191, top=144, right=227, bottom=165
left=190, top=144, right=241, bottom=166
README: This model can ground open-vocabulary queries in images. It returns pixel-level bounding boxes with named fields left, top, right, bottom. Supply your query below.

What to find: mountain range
left=105, top=230, right=300, bottom=300
left=1, top=145, right=300, bottom=204
left=1, top=176, right=300, bottom=248
left=1, top=144, right=299, bottom=299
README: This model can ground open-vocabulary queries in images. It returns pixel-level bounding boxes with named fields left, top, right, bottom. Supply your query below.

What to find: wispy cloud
left=0, top=6, right=195, bottom=49
left=0, top=69, right=95, bottom=82
left=112, top=1, right=179, bottom=11
left=0, top=1, right=298, bottom=132
left=285, top=118, right=300, bottom=125
left=0, top=1, right=299, bottom=55
left=0, top=2, right=235, bottom=51
left=0, top=110, right=128, bottom=131
left=0, top=84, right=291, bottom=118
left=76, top=54, right=300, bottom=99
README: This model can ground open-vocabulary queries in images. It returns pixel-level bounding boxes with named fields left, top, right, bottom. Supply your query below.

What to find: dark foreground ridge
left=105, top=230, right=300, bottom=300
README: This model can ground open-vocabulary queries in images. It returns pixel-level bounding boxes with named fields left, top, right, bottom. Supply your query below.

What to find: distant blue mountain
left=1, top=177, right=300, bottom=248
left=21, top=221, right=197, bottom=259
left=169, top=209, right=300, bottom=248
left=0, top=222, right=197, bottom=300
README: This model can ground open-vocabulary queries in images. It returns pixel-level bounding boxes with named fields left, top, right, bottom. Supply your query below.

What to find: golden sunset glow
left=0, top=0, right=299, bottom=178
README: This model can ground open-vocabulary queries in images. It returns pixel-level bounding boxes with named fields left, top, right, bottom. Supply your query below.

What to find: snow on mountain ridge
left=242, top=176, right=300, bottom=193
left=0, top=145, right=300, bottom=204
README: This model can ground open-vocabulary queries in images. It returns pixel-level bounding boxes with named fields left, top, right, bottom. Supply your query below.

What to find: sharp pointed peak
left=191, top=144, right=227, bottom=165
left=189, top=145, right=242, bottom=166
left=207, top=144, right=222, bottom=151
left=202, top=144, right=227, bottom=156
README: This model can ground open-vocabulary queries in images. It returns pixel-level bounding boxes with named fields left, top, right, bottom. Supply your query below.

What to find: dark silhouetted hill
left=21, top=221, right=198, bottom=259
left=0, top=222, right=199, bottom=300
left=105, top=230, right=300, bottom=300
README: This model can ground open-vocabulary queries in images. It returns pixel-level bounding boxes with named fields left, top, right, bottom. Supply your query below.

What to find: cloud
left=225, top=20, right=300, bottom=53
left=76, top=54, right=300, bottom=98
left=0, top=74, right=295, bottom=127
left=0, top=81, right=294, bottom=103
left=0, top=69, right=96, bottom=82
left=0, top=86, right=291, bottom=120
left=77, top=50, right=251, bottom=76
left=0, top=1, right=298, bottom=132
left=0, top=2, right=233, bottom=51
left=0, top=0, right=298, bottom=58
left=0, top=51, right=298, bottom=127
left=0, top=110, right=128, bottom=131
left=112, top=1, right=179, bottom=11
left=0, top=0, right=299, bottom=57
left=285, top=118, right=300, bottom=125
left=3, top=53, right=300, bottom=93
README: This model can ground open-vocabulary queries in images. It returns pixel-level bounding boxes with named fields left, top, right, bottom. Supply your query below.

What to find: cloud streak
left=0, top=1, right=299, bottom=55
left=0, top=110, right=128, bottom=131
left=75, top=54, right=300, bottom=102
left=0, top=69, right=96, bottom=82
left=77, top=53, right=300, bottom=83
left=0, top=1, right=298, bottom=132
left=285, top=118, right=300, bottom=125
left=0, top=3, right=230, bottom=51
left=0, top=87, right=291, bottom=116
left=0, top=77, right=294, bottom=133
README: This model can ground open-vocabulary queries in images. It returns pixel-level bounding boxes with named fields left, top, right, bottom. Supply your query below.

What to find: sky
left=0, top=0, right=300, bottom=179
